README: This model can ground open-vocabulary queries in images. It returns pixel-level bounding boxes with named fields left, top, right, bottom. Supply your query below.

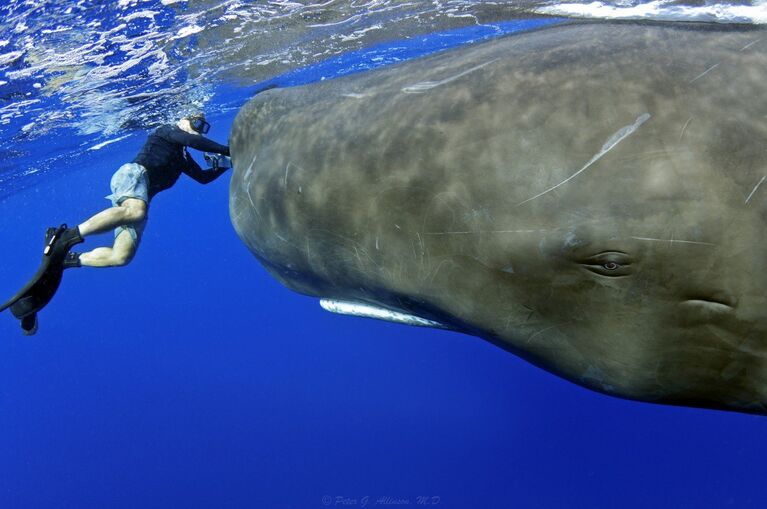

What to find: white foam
left=0, top=51, right=24, bottom=67
left=123, top=10, right=159, bottom=22
left=536, top=1, right=767, bottom=24
left=0, top=99, right=42, bottom=119
left=88, top=134, right=131, bottom=151
left=173, top=25, right=205, bottom=39
left=338, top=24, right=384, bottom=43
left=41, top=26, right=72, bottom=35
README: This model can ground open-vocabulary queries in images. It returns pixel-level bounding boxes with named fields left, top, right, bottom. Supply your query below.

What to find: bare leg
left=75, top=198, right=146, bottom=268
left=80, top=229, right=138, bottom=268
left=78, top=198, right=147, bottom=237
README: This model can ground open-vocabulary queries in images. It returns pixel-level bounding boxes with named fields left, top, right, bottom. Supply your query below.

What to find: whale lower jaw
left=319, top=299, right=451, bottom=330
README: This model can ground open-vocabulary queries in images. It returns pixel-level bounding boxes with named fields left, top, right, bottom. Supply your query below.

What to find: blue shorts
left=105, top=163, right=150, bottom=245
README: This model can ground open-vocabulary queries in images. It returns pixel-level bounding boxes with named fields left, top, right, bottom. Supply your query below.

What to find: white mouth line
left=319, top=299, right=448, bottom=329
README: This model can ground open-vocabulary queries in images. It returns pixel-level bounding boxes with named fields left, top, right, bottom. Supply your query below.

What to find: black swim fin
left=21, top=312, right=38, bottom=336
left=0, top=224, right=84, bottom=336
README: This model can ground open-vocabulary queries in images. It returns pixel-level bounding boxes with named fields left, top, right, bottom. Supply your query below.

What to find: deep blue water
left=1, top=3, right=767, bottom=508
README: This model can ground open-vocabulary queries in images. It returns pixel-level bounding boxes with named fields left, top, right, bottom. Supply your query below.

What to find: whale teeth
left=319, top=299, right=449, bottom=329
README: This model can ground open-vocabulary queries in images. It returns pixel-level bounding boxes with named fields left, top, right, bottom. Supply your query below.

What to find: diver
left=60, top=113, right=231, bottom=268
left=0, top=113, right=231, bottom=335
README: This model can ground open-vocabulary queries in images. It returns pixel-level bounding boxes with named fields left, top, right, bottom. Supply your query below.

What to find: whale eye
left=580, top=251, right=632, bottom=277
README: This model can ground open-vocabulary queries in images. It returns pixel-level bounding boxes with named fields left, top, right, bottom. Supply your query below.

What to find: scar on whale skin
left=629, top=236, right=716, bottom=247
left=745, top=176, right=766, bottom=204
left=517, top=113, right=651, bottom=206
left=401, top=59, right=498, bottom=94
left=688, top=62, right=721, bottom=84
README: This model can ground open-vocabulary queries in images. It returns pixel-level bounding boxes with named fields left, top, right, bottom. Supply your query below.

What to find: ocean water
left=1, top=1, right=766, bottom=508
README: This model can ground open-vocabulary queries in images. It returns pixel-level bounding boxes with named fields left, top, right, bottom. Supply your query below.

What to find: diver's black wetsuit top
left=132, top=124, right=230, bottom=199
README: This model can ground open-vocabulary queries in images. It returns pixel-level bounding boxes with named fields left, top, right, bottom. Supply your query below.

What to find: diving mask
left=189, top=115, right=210, bottom=134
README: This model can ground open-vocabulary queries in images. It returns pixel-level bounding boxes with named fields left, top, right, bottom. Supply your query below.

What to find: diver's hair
left=185, top=113, right=205, bottom=121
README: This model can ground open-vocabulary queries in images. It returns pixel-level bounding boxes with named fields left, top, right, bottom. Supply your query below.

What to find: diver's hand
left=204, top=153, right=232, bottom=170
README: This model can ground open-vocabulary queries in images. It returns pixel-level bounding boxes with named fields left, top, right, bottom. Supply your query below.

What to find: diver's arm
left=182, top=151, right=229, bottom=184
left=168, top=129, right=230, bottom=155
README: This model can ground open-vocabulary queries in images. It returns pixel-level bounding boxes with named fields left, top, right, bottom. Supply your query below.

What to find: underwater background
left=1, top=1, right=766, bottom=507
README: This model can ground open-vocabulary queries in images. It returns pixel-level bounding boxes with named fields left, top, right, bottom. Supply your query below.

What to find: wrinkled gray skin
left=230, top=21, right=767, bottom=415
